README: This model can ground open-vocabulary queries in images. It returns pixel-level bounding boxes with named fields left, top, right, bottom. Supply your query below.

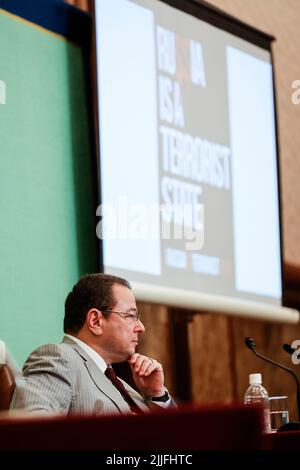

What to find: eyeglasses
left=104, top=310, right=142, bottom=325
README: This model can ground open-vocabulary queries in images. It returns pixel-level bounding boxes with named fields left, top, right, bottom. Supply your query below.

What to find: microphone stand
left=245, top=337, right=300, bottom=422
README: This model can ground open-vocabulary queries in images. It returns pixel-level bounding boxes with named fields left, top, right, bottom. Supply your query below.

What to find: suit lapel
left=62, top=336, right=137, bottom=414
left=86, top=357, right=135, bottom=414
left=84, top=358, right=149, bottom=413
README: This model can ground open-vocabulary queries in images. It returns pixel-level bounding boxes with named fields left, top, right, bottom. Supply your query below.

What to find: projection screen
left=93, top=0, right=299, bottom=322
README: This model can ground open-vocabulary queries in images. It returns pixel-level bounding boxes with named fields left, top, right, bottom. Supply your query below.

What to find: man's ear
left=87, top=308, right=104, bottom=335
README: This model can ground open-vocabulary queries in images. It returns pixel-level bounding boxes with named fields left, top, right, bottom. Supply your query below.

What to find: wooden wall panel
left=188, top=313, right=234, bottom=403
left=137, top=303, right=175, bottom=396
left=188, top=313, right=300, bottom=420
left=230, top=317, right=300, bottom=421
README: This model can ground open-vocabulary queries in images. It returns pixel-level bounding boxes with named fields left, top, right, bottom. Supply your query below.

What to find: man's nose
left=135, top=319, right=145, bottom=333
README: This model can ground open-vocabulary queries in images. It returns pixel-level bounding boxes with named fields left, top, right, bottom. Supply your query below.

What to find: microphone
left=283, top=343, right=295, bottom=356
left=283, top=343, right=300, bottom=362
left=245, top=337, right=300, bottom=422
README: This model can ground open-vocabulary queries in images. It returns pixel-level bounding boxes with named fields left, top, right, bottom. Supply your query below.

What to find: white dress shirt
left=65, top=334, right=107, bottom=372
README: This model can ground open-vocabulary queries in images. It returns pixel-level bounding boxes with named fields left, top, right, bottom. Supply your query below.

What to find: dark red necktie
left=105, top=367, right=142, bottom=415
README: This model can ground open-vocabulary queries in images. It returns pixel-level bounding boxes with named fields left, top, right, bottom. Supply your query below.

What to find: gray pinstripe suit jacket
left=10, top=336, right=152, bottom=416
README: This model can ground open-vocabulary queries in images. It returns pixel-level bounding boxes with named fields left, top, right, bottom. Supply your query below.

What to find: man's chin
left=115, top=345, right=137, bottom=363
left=125, top=347, right=136, bottom=361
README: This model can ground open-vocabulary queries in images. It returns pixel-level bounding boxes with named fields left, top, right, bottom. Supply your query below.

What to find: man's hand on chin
left=128, top=353, right=165, bottom=397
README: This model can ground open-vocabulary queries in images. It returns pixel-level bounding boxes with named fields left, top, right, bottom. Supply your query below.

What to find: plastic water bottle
left=244, top=373, right=271, bottom=432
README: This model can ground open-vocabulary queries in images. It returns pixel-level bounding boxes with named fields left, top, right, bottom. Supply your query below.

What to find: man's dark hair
left=64, top=273, right=131, bottom=334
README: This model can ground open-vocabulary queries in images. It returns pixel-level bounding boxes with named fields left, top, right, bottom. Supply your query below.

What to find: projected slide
left=94, top=0, right=282, bottom=310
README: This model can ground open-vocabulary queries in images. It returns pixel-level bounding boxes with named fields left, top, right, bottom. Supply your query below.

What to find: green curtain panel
left=0, top=9, right=97, bottom=366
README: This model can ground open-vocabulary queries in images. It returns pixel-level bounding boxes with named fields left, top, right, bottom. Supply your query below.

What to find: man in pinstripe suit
left=11, top=274, right=174, bottom=415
